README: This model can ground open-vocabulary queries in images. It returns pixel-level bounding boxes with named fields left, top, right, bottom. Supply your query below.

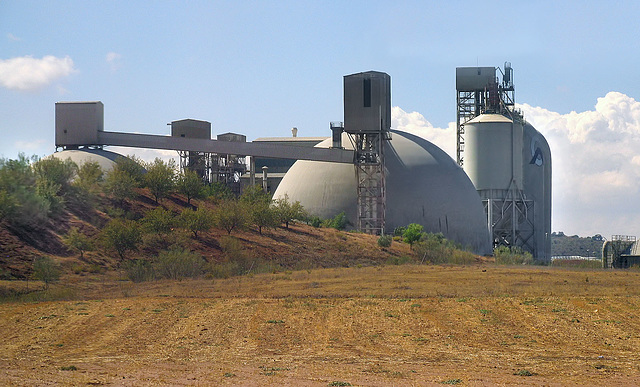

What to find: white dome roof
left=50, top=149, right=123, bottom=172
left=274, top=130, right=492, bottom=254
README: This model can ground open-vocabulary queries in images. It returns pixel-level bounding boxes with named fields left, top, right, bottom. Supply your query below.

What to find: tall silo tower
left=456, top=63, right=552, bottom=261
left=342, top=71, right=392, bottom=235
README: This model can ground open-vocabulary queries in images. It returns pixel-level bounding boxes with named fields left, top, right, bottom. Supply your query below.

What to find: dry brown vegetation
left=2, top=265, right=640, bottom=385
left=2, top=166, right=638, bottom=385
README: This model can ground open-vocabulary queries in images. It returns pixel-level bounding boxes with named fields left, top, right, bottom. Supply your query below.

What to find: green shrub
left=309, top=216, right=322, bottom=228
left=74, top=161, right=103, bottom=194
left=125, top=259, right=154, bottom=283
left=0, top=189, right=17, bottom=221
left=386, top=256, right=413, bottom=265
left=326, top=212, right=348, bottom=230
left=448, top=249, right=477, bottom=265
left=377, top=234, right=393, bottom=248
left=413, top=232, right=470, bottom=265
left=103, top=168, right=137, bottom=204
left=154, top=248, right=205, bottom=280
left=32, top=156, right=77, bottom=197
left=393, top=226, right=406, bottom=237
left=204, top=181, right=233, bottom=202
left=0, top=155, right=55, bottom=229
left=494, top=246, right=534, bottom=265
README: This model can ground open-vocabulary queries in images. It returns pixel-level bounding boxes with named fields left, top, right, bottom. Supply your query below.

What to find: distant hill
left=551, top=232, right=604, bottom=258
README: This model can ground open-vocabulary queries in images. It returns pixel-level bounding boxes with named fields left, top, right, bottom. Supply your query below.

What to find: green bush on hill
left=494, top=246, right=534, bottom=265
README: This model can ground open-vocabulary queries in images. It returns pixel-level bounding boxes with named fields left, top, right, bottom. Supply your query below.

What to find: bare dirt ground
left=2, top=265, right=640, bottom=386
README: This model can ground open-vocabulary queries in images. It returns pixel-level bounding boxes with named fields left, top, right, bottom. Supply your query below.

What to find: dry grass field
left=2, top=264, right=640, bottom=386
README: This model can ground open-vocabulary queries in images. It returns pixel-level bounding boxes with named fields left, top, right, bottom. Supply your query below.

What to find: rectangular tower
left=55, top=101, right=104, bottom=148
left=343, top=71, right=391, bottom=235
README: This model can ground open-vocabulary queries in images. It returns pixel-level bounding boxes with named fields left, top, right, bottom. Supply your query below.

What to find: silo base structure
left=273, top=131, right=492, bottom=255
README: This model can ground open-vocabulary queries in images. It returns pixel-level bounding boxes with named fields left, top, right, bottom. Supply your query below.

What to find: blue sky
left=2, top=1, right=640, bottom=237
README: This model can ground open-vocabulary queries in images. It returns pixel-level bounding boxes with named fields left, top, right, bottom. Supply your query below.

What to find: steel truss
left=456, top=91, right=480, bottom=166
left=483, top=186, right=535, bottom=256
left=178, top=151, right=246, bottom=196
left=352, top=132, right=387, bottom=235
left=177, top=150, right=212, bottom=182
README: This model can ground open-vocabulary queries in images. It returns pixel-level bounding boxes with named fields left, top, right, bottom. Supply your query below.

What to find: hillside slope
left=0, top=188, right=413, bottom=280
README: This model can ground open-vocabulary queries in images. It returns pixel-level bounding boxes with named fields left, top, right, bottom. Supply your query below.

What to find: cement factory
left=53, top=63, right=552, bottom=261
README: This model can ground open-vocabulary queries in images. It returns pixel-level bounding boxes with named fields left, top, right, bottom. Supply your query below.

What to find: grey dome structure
left=274, top=130, right=492, bottom=255
left=50, top=148, right=124, bottom=171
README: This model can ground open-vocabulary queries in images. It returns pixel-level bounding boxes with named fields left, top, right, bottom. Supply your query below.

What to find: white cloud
left=519, top=91, right=640, bottom=237
left=391, top=106, right=456, bottom=157
left=0, top=55, right=75, bottom=91
left=14, top=139, right=46, bottom=151
left=7, top=33, right=21, bottom=41
left=106, top=52, right=122, bottom=71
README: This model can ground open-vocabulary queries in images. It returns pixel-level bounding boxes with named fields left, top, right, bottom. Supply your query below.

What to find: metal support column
left=353, top=132, right=387, bottom=235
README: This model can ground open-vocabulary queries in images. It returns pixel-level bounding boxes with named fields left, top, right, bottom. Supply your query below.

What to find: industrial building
left=273, top=130, right=493, bottom=255
left=602, top=236, right=640, bottom=268
left=52, top=64, right=552, bottom=260
left=456, top=64, right=552, bottom=261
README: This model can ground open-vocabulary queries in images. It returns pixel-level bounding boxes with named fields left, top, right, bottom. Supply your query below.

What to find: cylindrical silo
left=463, top=114, right=523, bottom=195
left=462, top=113, right=551, bottom=262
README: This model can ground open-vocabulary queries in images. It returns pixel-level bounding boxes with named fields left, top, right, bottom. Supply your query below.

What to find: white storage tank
left=463, top=114, right=523, bottom=193
left=462, top=113, right=551, bottom=261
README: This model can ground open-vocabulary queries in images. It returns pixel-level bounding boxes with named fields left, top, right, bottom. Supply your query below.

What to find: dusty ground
left=2, top=265, right=640, bottom=386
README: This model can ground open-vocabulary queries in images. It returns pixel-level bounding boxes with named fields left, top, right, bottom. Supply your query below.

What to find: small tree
left=273, top=194, right=306, bottom=229
left=114, top=156, right=145, bottom=187
left=0, top=155, right=50, bottom=229
left=33, top=256, right=61, bottom=290
left=204, top=181, right=234, bottom=203
left=251, top=200, right=278, bottom=235
left=101, top=218, right=142, bottom=260
left=74, top=161, right=103, bottom=194
left=104, top=168, right=137, bottom=204
left=176, top=169, right=204, bottom=205
left=0, top=189, right=17, bottom=221
left=62, top=227, right=94, bottom=258
left=142, top=207, right=175, bottom=235
left=179, top=207, right=214, bottom=239
left=32, top=156, right=77, bottom=196
left=215, top=199, right=247, bottom=235
left=403, top=223, right=424, bottom=248
left=144, top=158, right=176, bottom=203
left=32, top=156, right=77, bottom=216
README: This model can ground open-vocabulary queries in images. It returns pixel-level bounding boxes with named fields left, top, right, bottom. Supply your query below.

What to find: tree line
left=0, top=153, right=328, bottom=283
